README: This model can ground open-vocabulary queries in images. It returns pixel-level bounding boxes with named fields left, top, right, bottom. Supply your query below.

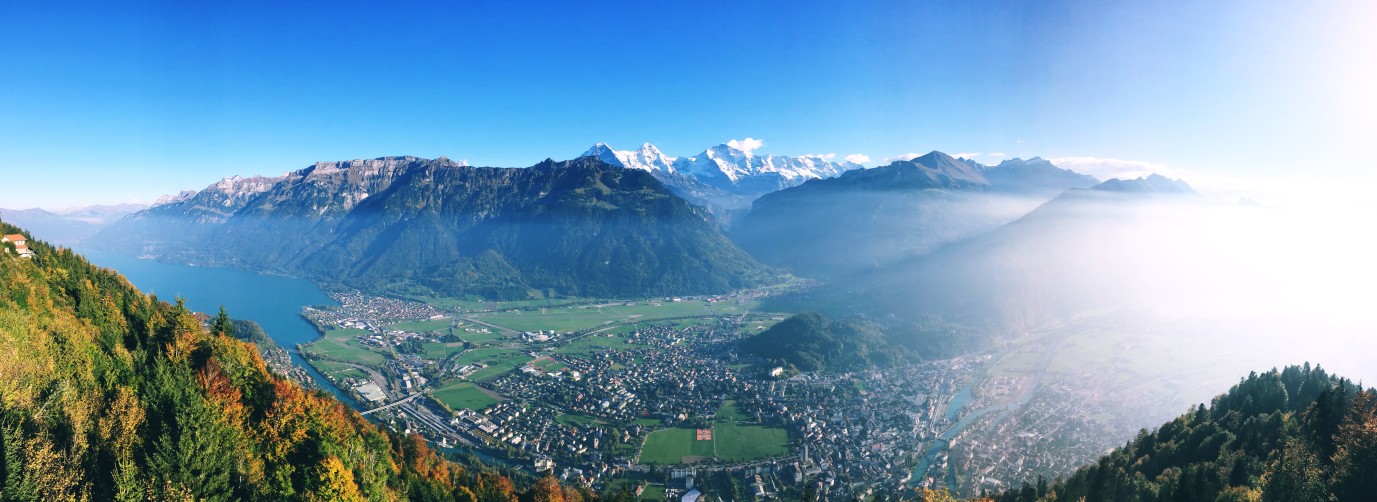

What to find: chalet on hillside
left=2, top=234, right=33, bottom=258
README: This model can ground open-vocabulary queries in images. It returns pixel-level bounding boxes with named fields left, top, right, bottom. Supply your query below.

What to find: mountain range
left=581, top=142, right=860, bottom=193
left=0, top=203, right=147, bottom=245
left=580, top=142, right=862, bottom=222
left=79, top=145, right=1224, bottom=324
left=849, top=173, right=1211, bottom=336
left=92, top=156, right=776, bottom=299
left=730, top=151, right=1099, bottom=278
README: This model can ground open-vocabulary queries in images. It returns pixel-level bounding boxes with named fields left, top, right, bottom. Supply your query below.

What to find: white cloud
left=953, top=152, right=981, bottom=159
left=726, top=137, right=765, bottom=153
left=844, top=153, right=870, bottom=164
left=882, top=152, right=922, bottom=163
left=989, top=152, right=1006, bottom=157
left=804, top=153, right=837, bottom=161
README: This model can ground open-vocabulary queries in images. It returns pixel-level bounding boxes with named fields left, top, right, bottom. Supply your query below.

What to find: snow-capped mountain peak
left=680, top=143, right=859, bottom=186
left=582, top=143, right=624, bottom=167
left=580, top=142, right=678, bottom=173
left=153, top=190, right=197, bottom=207
left=579, top=141, right=863, bottom=198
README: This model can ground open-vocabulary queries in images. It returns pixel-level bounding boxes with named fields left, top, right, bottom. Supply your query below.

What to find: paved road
left=360, top=392, right=423, bottom=415
left=459, top=316, right=521, bottom=336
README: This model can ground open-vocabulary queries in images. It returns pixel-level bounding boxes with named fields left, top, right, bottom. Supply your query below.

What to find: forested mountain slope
left=92, top=156, right=776, bottom=300
left=0, top=221, right=561, bottom=501
left=989, top=364, right=1377, bottom=502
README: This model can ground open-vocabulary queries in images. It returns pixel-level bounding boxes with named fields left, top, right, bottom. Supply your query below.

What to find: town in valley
left=287, top=286, right=1215, bottom=500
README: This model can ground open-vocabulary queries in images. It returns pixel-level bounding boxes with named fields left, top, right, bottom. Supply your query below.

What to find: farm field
left=442, top=347, right=534, bottom=381
left=469, top=299, right=760, bottom=334
left=422, top=341, right=466, bottom=359
left=309, top=359, right=370, bottom=381
left=456, top=330, right=505, bottom=344
left=301, top=327, right=387, bottom=366
left=387, top=318, right=453, bottom=333
left=552, top=334, right=647, bottom=356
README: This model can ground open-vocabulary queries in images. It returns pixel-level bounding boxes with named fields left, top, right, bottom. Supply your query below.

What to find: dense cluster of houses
left=295, top=286, right=1077, bottom=500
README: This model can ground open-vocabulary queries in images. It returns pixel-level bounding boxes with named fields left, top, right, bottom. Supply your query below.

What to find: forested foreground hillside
left=983, top=365, right=1377, bottom=502
left=0, top=222, right=576, bottom=501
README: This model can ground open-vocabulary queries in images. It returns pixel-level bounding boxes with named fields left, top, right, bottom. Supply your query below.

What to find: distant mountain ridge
left=93, top=156, right=776, bottom=299
left=1092, top=173, right=1198, bottom=194
left=982, top=156, right=1100, bottom=194
left=849, top=173, right=1216, bottom=332
left=0, top=203, right=148, bottom=244
left=730, top=151, right=1100, bottom=278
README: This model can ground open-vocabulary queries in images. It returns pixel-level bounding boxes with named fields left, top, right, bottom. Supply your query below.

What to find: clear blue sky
left=3, top=0, right=1373, bottom=209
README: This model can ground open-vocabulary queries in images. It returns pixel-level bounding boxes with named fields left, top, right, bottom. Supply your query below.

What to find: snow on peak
left=153, top=190, right=197, bottom=206
left=579, top=141, right=860, bottom=190
left=580, top=143, right=678, bottom=173
left=682, top=143, right=854, bottom=184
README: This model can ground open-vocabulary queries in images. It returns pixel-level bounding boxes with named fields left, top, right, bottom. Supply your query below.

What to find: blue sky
left=3, top=0, right=1373, bottom=209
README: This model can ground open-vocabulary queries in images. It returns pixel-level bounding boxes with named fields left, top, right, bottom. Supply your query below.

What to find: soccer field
left=639, top=424, right=790, bottom=464
left=432, top=382, right=500, bottom=411
left=639, top=428, right=715, bottom=464
left=713, top=423, right=790, bottom=462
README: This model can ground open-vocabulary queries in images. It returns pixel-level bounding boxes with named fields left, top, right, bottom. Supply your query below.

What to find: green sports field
left=639, top=428, right=715, bottom=464
left=713, top=423, right=789, bottom=462
left=716, top=399, right=748, bottom=421
left=432, top=382, right=500, bottom=411
left=639, top=423, right=789, bottom=464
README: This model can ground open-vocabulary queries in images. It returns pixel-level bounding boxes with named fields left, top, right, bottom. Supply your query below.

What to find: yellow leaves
left=262, top=380, right=313, bottom=461
left=915, top=488, right=960, bottom=502
left=15, top=433, right=92, bottom=502
left=456, top=486, right=478, bottom=502
left=60, top=382, right=96, bottom=461
left=0, top=308, right=52, bottom=409
left=154, top=480, right=196, bottom=502
left=97, top=386, right=146, bottom=464
left=306, top=456, right=365, bottom=502
left=165, top=310, right=205, bottom=362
